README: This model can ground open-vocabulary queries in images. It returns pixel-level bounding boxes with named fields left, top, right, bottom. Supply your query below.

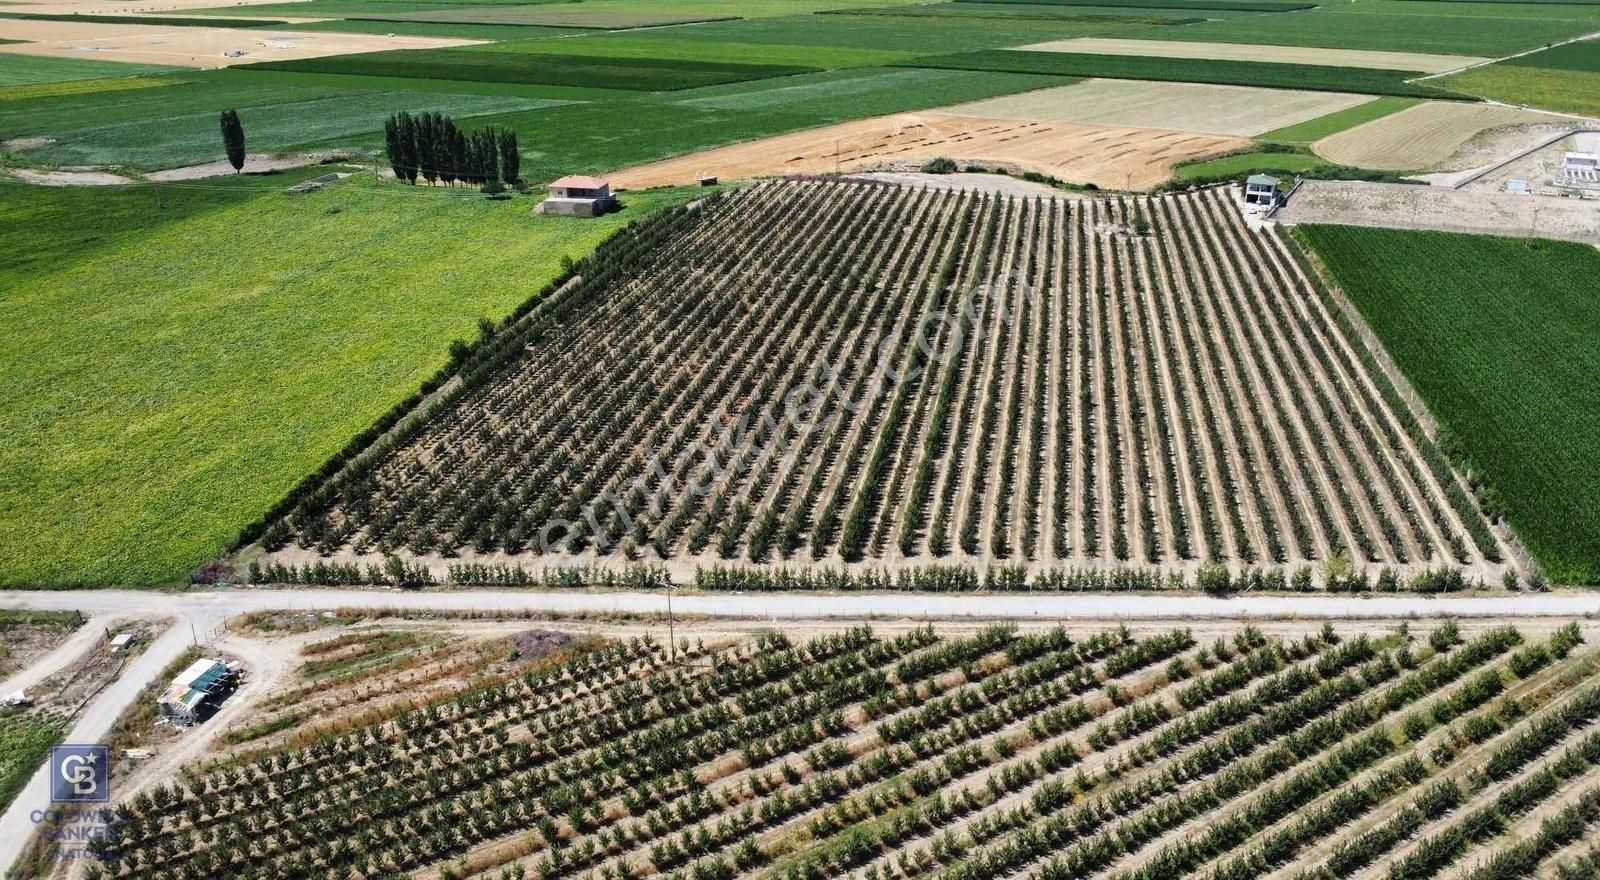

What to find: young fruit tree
left=219, top=109, right=245, bottom=173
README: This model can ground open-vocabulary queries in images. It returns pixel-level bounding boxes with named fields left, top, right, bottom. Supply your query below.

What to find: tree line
left=384, top=111, right=519, bottom=191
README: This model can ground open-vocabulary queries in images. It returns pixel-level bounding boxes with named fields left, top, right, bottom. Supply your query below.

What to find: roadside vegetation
left=1298, top=225, right=1600, bottom=585
left=0, top=714, right=64, bottom=813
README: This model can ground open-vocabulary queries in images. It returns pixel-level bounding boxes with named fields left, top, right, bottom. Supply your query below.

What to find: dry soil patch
left=0, top=18, right=478, bottom=67
left=609, top=112, right=1246, bottom=191
left=1278, top=179, right=1600, bottom=242
left=945, top=78, right=1372, bottom=138
left=1017, top=37, right=1486, bottom=74
left=1313, top=101, right=1570, bottom=171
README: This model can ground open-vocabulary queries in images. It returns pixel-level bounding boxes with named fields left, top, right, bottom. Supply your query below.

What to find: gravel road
left=3, top=585, right=1599, bottom=874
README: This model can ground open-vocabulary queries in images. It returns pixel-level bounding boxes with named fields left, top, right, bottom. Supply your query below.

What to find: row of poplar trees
left=384, top=111, right=520, bottom=190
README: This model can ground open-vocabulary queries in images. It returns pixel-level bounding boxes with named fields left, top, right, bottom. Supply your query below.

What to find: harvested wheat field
left=945, top=78, right=1373, bottom=138
left=263, top=180, right=1512, bottom=589
left=609, top=112, right=1246, bottom=190
left=1313, top=100, right=1568, bottom=171
left=1018, top=37, right=1487, bottom=74
left=0, top=18, right=476, bottom=67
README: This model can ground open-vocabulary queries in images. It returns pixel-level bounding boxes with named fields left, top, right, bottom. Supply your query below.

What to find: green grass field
left=1298, top=225, right=1600, bottom=585
left=1160, top=1, right=1600, bottom=55
left=2, top=62, right=1061, bottom=177
left=1442, top=39, right=1600, bottom=115
left=1173, top=149, right=1329, bottom=180
left=959, top=0, right=1315, bottom=10
left=899, top=49, right=1456, bottom=97
left=0, top=175, right=700, bottom=587
left=1258, top=96, right=1421, bottom=145
left=461, top=33, right=918, bottom=68
left=0, top=714, right=63, bottom=812
left=245, top=50, right=817, bottom=90
left=19, top=91, right=573, bottom=170
left=0, top=54, right=173, bottom=87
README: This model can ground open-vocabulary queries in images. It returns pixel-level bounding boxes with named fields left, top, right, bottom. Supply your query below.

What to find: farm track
left=276, top=180, right=1510, bottom=585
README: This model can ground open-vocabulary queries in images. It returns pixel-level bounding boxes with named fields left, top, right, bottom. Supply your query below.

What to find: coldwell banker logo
left=50, top=745, right=109, bottom=803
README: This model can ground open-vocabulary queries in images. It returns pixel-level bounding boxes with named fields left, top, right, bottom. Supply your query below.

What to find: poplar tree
left=219, top=109, right=246, bottom=173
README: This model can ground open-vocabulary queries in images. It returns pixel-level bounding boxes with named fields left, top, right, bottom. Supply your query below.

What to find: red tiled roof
left=550, top=175, right=609, bottom=189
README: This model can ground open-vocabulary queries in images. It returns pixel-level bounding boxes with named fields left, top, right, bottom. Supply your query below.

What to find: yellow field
left=0, top=18, right=476, bottom=67
left=945, top=78, right=1373, bottom=138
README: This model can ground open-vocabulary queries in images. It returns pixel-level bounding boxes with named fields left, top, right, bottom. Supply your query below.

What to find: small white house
left=1244, top=174, right=1282, bottom=209
left=539, top=175, right=617, bottom=217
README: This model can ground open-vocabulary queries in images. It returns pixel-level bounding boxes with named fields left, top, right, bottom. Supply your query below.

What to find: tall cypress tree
left=498, top=128, right=519, bottom=186
left=417, top=112, right=439, bottom=185
left=219, top=109, right=246, bottom=173
left=395, top=111, right=418, bottom=183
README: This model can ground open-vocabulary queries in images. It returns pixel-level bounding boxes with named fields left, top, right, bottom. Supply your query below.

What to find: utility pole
left=665, top=580, right=677, bottom=664
left=190, top=620, right=198, bottom=647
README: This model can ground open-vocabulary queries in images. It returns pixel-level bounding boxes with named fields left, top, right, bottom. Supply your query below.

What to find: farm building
left=539, top=175, right=617, bottom=217
left=1244, top=174, right=1282, bottom=208
left=1560, top=152, right=1598, bottom=184
left=158, top=657, right=238, bottom=727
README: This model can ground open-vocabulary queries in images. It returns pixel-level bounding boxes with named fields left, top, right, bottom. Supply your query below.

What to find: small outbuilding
left=1243, top=174, right=1282, bottom=208
left=539, top=175, right=618, bottom=217
left=158, top=658, right=237, bottom=727
left=1560, top=152, right=1598, bottom=183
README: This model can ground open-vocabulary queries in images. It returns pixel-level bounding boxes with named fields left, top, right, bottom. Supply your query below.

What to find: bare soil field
left=609, top=112, right=1246, bottom=190
left=1018, top=37, right=1487, bottom=74
left=1462, top=129, right=1600, bottom=194
left=5, top=168, right=133, bottom=185
left=0, top=18, right=476, bottom=67
left=945, top=78, right=1373, bottom=138
left=1278, top=179, right=1600, bottom=242
left=0, top=614, right=81, bottom=685
left=1313, top=101, right=1572, bottom=171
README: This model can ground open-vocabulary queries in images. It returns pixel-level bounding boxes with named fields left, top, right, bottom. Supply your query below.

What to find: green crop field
left=347, top=6, right=737, bottom=28
left=0, top=714, right=63, bottom=812
left=660, top=12, right=1168, bottom=51
left=18, top=91, right=573, bottom=170
left=1298, top=225, right=1600, bottom=585
left=1504, top=38, right=1600, bottom=69
left=1258, top=96, right=1421, bottom=145
left=0, top=11, right=286, bottom=26
left=1173, top=149, right=1329, bottom=180
left=1445, top=62, right=1600, bottom=115
left=291, top=18, right=592, bottom=39
left=899, top=49, right=1456, bottom=97
left=244, top=50, right=818, bottom=91
left=1, top=62, right=1062, bottom=179
left=1442, top=38, right=1600, bottom=115
left=0, top=54, right=173, bottom=87
left=0, top=175, right=701, bottom=587
left=821, top=3, right=1214, bottom=21
left=961, top=0, right=1316, bottom=10
left=1160, top=3, right=1600, bottom=55
left=460, top=34, right=918, bottom=68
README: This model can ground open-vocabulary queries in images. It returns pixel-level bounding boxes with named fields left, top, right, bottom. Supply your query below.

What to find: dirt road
left=4, top=585, right=1600, bottom=875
